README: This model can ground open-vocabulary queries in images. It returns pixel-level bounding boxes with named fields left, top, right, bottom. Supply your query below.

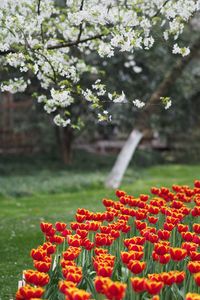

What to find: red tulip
left=76, top=214, right=86, bottom=223
left=55, top=222, right=67, bottom=232
left=182, top=242, right=197, bottom=255
left=24, top=270, right=49, bottom=286
left=163, top=222, right=175, bottom=231
left=40, top=222, right=53, bottom=234
left=174, top=271, right=185, bottom=284
left=160, top=272, right=175, bottom=286
left=157, top=229, right=170, bottom=241
left=116, top=190, right=126, bottom=197
left=16, top=285, right=44, bottom=300
left=194, top=273, right=200, bottom=287
left=34, top=261, right=51, bottom=273
left=145, top=280, right=163, bottom=295
left=96, top=265, right=113, bottom=277
left=170, top=248, right=187, bottom=261
left=135, top=220, right=147, bottom=231
left=127, top=260, right=146, bottom=274
left=63, top=246, right=81, bottom=260
left=187, top=261, right=200, bottom=274
left=42, top=242, right=56, bottom=255
left=182, top=232, right=195, bottom=242
left=131, top=277, right=146, bottom=293
left=190, top=251, right=200, bottom=261
left=177, top=223, right=189, bottom=233
left=148, top=216, right=158, bottom=224
left=49, top=235, right=65, bottom=244
left=30, top=248, right=47, bottom=261
left=154, top=243, right=169, bottom=256
left=158, top=254, right=171, bottom=264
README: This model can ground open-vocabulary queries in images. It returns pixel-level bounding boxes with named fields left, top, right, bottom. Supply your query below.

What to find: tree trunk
left=105, top=37, right=200, bottom=189
left=105, top=130, right=143, bottom=188
left=56, top=126, right=74, bottom=164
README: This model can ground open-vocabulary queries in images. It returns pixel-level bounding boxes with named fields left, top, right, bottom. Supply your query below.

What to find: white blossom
left=113, top=91, right=126, bottom=103
left=92, top=79, right=106, bottom=96
left=133, top=99, right=145, bottom=108
left=97, top=110, right=111, bottom=122
left=1, top=77, right=29, bottom=93
left=172, top=44, right=190, bottom=56
left=124, top=60, right=136, bottom=68
left=160, top=96, right=172, bottom=110
left=82, top=88, right=99, bottom=103
left=98, top=42, right=114, bottom=58
left=53, top=114, right=71, bottom=127
left=44, top=99, right=57, bottom=114
left=50, top=89, right=74, bottom=108
left=164, top=100, right=172, bottom=110
left=38, top=95, right=47, bottom=103
left=133, top=66, right=142, bottom=73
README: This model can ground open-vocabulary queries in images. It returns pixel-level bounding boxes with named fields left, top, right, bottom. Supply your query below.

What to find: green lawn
left=0, top=152, right=200, bottom=299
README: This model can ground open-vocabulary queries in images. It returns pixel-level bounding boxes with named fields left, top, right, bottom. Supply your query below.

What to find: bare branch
left=36, top=50, right=58, bottom=84
left=37, top=0, right=41, bottom=15
left=0, top=49, right=15, bottom=55
left=37, top=0, right=45, bottom=44
left=152, top=0, right=169, bottom=18
left=0, top=33, right=106, bottom=56
left=47, top=33, right=106, bottom=50
left=76, top=0, right=85, bottom=43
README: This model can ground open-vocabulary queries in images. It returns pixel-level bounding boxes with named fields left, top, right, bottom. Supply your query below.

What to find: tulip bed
left=16, top=181, right=200, bottom=300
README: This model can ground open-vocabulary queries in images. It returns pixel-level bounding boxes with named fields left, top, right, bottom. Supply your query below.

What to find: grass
left=0, top=150, right=200, bottom=299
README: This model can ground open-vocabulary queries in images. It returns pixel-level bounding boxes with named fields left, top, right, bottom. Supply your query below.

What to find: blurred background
left=1, top=26, right=200, bottom=195
left=0, top=12, right=200, bottom=300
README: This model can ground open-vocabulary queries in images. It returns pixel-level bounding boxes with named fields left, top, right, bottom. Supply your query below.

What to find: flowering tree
left=0, top=0, right=199, bottom=128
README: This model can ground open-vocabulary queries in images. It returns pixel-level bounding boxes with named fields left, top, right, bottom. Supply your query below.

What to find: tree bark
left=105, top=37, right=200, bottom=189
left=56, top=126, right=74, bottom=164
left=105, top=130, right=143, bottom=188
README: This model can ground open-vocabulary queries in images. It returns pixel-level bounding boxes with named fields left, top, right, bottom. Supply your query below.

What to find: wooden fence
left=0, top=92, right=40, bottom=154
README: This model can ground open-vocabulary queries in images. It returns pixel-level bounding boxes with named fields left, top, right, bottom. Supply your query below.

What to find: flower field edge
left=16, top=181, right=200, bottom=300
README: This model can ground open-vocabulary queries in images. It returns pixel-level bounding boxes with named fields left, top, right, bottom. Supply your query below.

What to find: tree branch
left=76, top=0, right=85, bottom=43
left=136, top=36, right=200, bottom=129
left=147, top=37, right=200, bottom=107
left=36, top=50, right=58, bottom=84
left=0, top=33, right=106, bottom=56
left=37, top=0, right=41, bottom=15
left=0, top=49, right=15, bottom=55
left=47, top=33, right=106, bottom=50
left=152, top=0, right=169, bottom=18
left=37, top=0, right=45, bottom=44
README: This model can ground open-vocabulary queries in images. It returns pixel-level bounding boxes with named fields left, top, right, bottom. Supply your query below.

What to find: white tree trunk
left=105, top=129, right=143, bottom=189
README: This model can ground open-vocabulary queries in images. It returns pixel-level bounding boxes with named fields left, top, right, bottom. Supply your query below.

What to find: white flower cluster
left=82, top=89, right=99, bottom=103
left=0, top=0, right=198, bottom=126
left=172, top=44, right=191, bottom=57
left=133, top=99, right=145, bottom=108
left=97, top=110, right=112, bottom=122
left=1, top=77, right=30, bottom=93
left=160, top=96, right=172, bottom=110
left=6, top=53, right=27, bottom=71
left=92, top=79, right=106, bottom=96
left=164, top=100, right=172, bottom=110
left=108, top=91, right=126, bottom=103
left=44, top=89, right=74, bottom=114
left=124, top=55, right=143, bottom=73
left=53, top=114, right=71, bottom=127
left=98, top=43, right=114, bottom=58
